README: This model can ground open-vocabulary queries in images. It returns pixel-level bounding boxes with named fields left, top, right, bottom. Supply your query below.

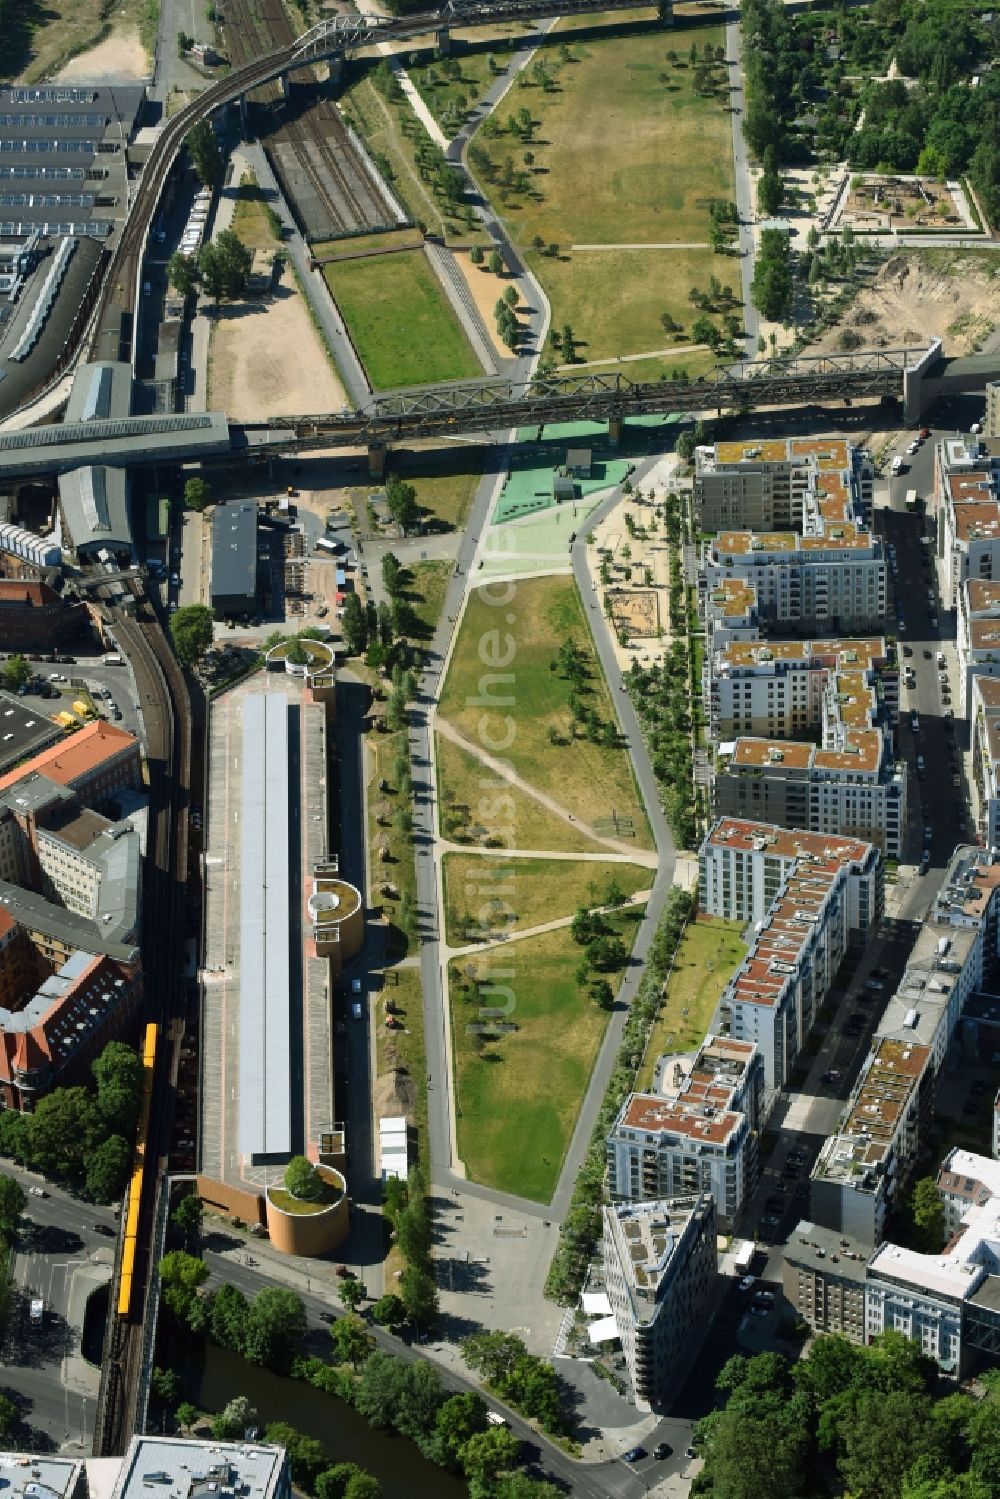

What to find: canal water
left=196, top=1343, right=467, bottom=1499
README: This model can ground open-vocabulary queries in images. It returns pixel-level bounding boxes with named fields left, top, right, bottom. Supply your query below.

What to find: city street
left=1, top=1169, right=118, bottom=1453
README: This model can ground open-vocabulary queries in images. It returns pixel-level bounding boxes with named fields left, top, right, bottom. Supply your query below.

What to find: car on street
left=761, top=1213, right=781, bottom=1228
left=738, top=1275, right=756, bottom=1292
left=351, top=978, right=362, bottom=994
left=822, top=1070, right=841, bottom=1084
left=351, top=1002, right=363, bottom=1020
left=623, top=1448, right=646, bottom=1465
left=911, top=714, right=920, bottom=732
left=902, top=644, right=912, bottom=657
left=917, top=756, right=926, bottom=777
left=28, top=1186, right=47, bottom=1197
left=919, top=852, right=931, bottom=875
left=654, top=1444, right=672, bottom=1461
left=864, top=977, right=885, bottom=991
left=93, top=1223, right=115, bottom=1237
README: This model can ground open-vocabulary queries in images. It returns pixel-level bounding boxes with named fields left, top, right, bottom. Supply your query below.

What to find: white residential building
left=603, top=1195, right=718, bottom=1410
left=971, top=674, right=1000, bottom=849
left=935, top=436, right=1000, bottom=612
left=606, top=1036, right=763, bottom=1228
left=694, top=435, right=874, bottom=535
left=698, top=817, right=882, bottom=939
left=706, top=636, right=892, bottom=740
left=957, top=579, right=1000, bottom=714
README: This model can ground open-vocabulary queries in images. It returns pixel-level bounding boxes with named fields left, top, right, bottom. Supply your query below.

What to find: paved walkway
left=439, top=838, right=658, bottom=866
left=446, top=890, right=650, bottom=960
left=725, top=14, right=758, bottom=354
left=435, top=716, right=656, bottom=859
left=557, top=342, right=706, bottom=372
left=570, top=242, right=710, bottom=251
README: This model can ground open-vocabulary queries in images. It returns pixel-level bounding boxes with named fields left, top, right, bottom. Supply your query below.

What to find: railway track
left=224, top=0, right=388, bottom=238
left=93, top=604, right=192, bottom=1454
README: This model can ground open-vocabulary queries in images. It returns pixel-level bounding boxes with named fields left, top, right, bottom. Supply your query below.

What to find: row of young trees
left=694, top=1335, right=1000, bottom=1499
left=0, top=1040, right=142, bottom=1201
left=168, top=230, right=254, bottom=306
left=545, top=886, right=692, bottom=1303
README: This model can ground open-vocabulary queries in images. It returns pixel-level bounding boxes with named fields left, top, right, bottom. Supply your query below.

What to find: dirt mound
left=812, top=251, right=1000, bottom=357
left=373, top=1067, right=417, bottom=1121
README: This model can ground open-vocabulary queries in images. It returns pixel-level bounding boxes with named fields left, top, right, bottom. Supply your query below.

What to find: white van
left=891, top=455, right=904, bottom=475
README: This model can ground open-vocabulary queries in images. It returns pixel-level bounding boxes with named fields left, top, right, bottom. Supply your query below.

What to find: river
left=196, top=1343, right=467, bottom=1499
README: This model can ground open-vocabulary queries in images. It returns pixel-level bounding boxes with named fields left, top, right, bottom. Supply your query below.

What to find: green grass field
left=405, top=559, right=452, bottom=638
left=435, top=731, right=602, bottom=853
left=635, top=916, right=746, bottom=1090
left=438, top=575, right=652, bottom=843
left=442, top=853, right=651, bottom=944
left=324, top=250, right=482, bottom=388
left=452, top=913, right=640, bottom=1201
left=469, top=22, right=736, bottom=362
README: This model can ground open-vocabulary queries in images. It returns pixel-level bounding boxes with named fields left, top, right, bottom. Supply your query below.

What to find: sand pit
left=208, top=265, right=346, bottom=421
left=57, top=29, right=148, bottom=82
left=453, top=250, right=517, bottom=359
left=813, top=251, right=1000, bottom=358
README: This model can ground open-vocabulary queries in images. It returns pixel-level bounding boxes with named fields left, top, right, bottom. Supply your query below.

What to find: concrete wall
left=196, top=1174, right=267, bottom=1230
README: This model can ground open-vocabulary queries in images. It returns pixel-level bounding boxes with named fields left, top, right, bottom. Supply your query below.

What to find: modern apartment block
left=988, top=381, right=1000, bottom=440
left=707, top=636, right=893, bottom=741
left=606, top=1035, right=763, bottom=1228
left=699, top=818, right=883, bottom=934
left=694, top=435, right=874, bottom=534
left=971, top=674, right=1000, bottom=848
left=935, top=436, right=1000, bottom=612
left=957, top=579, right=1000, bottom=714
left=936, top=1148, right=1000, bottom=1239
left=704, top=523, right=887, bottom=635
left=602, top=1194, right=718, bottom=1410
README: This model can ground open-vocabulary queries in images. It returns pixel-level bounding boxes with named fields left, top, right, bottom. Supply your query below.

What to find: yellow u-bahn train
left=116, top=1022, right=157, bottom=1318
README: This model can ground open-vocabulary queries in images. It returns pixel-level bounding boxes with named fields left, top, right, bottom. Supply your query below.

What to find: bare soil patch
left=208, top=265, right=346, bottom=421
left=56, top=28, right=147, bottom=81
left=812, top=251, right=1000, bottom=357
left=453, top=250, right=513, bottom=360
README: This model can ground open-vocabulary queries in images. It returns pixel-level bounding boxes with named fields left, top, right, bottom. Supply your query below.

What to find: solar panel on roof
left=0, top=114, right=107, bottom=128
left=0, top=414, right=215, bottom=451
left=8, top=88, right=98, bottom=105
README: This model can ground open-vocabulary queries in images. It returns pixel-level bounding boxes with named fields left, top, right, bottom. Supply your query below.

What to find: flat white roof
left=238, top=693, right=291, bottom=1159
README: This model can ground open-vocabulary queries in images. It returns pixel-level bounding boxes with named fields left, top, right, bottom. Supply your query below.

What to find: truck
left=904, top=488, right=918, bottom=512
left=29, top=1297, right=43, bottom=1326
left=891, top=455, right=905, bottom=476
left=103, top=652, right=122, bottom=666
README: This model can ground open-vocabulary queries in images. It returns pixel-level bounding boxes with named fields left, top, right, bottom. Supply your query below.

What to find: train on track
left=117, top=1022, right=158, bottom=1318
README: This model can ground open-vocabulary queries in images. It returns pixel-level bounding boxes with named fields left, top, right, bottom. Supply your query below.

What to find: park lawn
left=441, top=853, right=652, bottom=945
left=635, top=916, right=747, bottom=1090
left=405, top=560, right=452, bottom=638
left=451, top=922, right=623, bottom=1201
left=411, top=49, right=510, bottom=133
left=561, top=350, right=720, bottom=385
left=366, top=723, right=419, bottom=960
left=472, top=22, right=734, bottom=246
left=404, top=466, right=482, bottom=531
left=438, top=575, right=653, bottom=845
left=342, top=74, right=449, bottom=236
left=527, top=247, right=740, bottom=365
left=435, top=731, right=602, bottom=853
left=323, top=250, right=483, bottom=388
left=230, top=174, right=281, bottom=253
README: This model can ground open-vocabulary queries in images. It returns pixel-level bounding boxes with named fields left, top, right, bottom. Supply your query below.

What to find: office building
left=0, top=718, right=141, bottom=803
left=0, top=580, right=86, bottom=650
left=606, top=1035, right=763, bottom=1228
left=782, top=1221, right=870, bottom=1340
left=603, top=1195, right=717, bottom=1410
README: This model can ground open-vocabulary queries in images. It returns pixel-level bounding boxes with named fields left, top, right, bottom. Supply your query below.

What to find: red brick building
left=0, top=580, right=86, bottom=652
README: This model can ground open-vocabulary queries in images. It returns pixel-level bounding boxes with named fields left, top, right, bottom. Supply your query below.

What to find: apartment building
left=603, top=1194, right=718, bottom=1410
left=707, top=636, right=893, bottom=741
left=704, top=523, right=886, bottom=635
left=956, top=579, right=1000, bottom=714
left=694, top=435, right=873, bottom=534
left=0, top=719, right=141, bottom=806
left=988, top=381, right=1000, bottom=440
left=606, top=1035, right=763, bottom=1228
left=704, top=576, right=758, bottom=649
left=971, top=675, right=1000, bottom=849
left=935, top=436, right=1000, bottom=611
left=782, top=1221, right=870, bottom=1340
left=699, top=817, right=882, bottom=940
left=811, top=1036, right=934, bottom=1245
left=936, top=1148, right=1000, bottom=1239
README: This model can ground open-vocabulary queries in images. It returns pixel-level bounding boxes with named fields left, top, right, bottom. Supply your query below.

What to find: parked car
left=738, top=1275, right=755, bottom=1292
left=919, top=851, right=931, bottom=875
left=28, top=1186, right=47, bottom=1197
left=653, top=1444, right=672, bottom=1462
left=864, top=977, right=885, bottom=991
left=623, top=1448, right=646, bottom=1465
left=351, top=1002, right=363, bottom=1020
left=822, top=1070, right=841, bottom=1085
left=761, top=1213, right=781, bottom=1228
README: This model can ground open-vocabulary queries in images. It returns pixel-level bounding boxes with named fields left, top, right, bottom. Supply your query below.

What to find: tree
left=589, top=979, right=615, bottom=1010
left=0, top=1392, right=15, bottom=1442
left=340, top=1275, right=366, bottom=1314
left=401, top=1264, right=438, bottom=1330
left=168, top=251, right=200, bottom=298
left=381, top=552, right=403, bottom=597
left=503, top=284, right=518, bottom=308
left=264, top=1425, right=327, bottom=1490
left=1, top=654, right=30, bottom=691
left=86, top=1134, right=130, bottom=1202
left=461, top=1426, right=521, bottom=1486
left=691, top=313, right=720, bottom=348
left=758, top=167, right=784, bottom=217
left=198, top=231, right=252, bottom=304
left=341, top=593, right=367, bottom=656
left=170, top=604, right=214, bottom=667
left=208, top=1282, right=249, bottom=1353
left=175, top=1402, right=199, bottom=1432
left=385, top=476, right=420, bottom=534
left=159, top=1250, right=208, bottom=1319
left=910, top=1176, right=945, bottom=1253
left=330, top=1313, right=375, bottom=1369
left=343, top=1477, right=381, bottom=1499
left=186, top=120, right=223, bottom=188
left=469, top=244, right=484, bottom=265
left=433, top=1391, right=487, bottom=1469
left=151, top=1366, right=182, bottom=1407
left=212, top=1391, right=257, bottom=1439
left=0, top=1110, right=29, bottom=1164
left=244, top=1286, right=308, bottom=1374
left=28, top=1086, right=98, bottom=1180
left=316, top=1468, right=365, bottom=1499
left=184, top=476, right=212, bottom=511
left=660, top=311, right=681, bottom=335
left=370, top=1293, right=407, bottom=1331
left=585, top=934, right=627, bottom=972
left=0, top=1173, right=24, bottom=1239
left=284, top=1154, right=324, bottom=1202
left=171, top=1191, right=203, bottom=1246
left=488, top=248, right=504, bottom=275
